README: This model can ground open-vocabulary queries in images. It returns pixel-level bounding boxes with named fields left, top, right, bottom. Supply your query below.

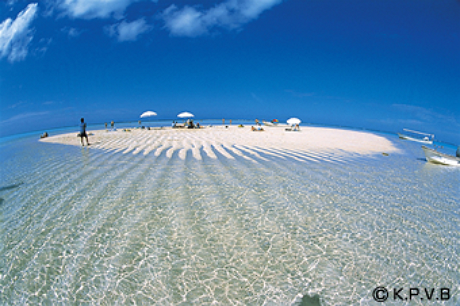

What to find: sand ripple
left=41, top=126, right=399, bottom=162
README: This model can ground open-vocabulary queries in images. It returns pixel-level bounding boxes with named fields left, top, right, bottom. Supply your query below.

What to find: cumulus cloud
left=162, top=0, right=283, bottom=37
left=107, top=18, right=152, bottom=41
left=162, top=5, right=206, bottom=37
left=0, top=3, right=38, bottom=62
left=57, top=0, right=136, bottom=19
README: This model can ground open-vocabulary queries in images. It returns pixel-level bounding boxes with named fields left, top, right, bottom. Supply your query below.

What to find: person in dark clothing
left=80, top=118, right=90, bottom=146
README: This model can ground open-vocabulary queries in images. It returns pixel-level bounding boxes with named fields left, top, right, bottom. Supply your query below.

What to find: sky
left=0, top=0, right=459, bottom=144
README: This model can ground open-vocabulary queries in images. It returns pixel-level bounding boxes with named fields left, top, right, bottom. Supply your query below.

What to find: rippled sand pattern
left=40, top=126, right=399, bottom=161
left=1, top=131, right=459, bottom=305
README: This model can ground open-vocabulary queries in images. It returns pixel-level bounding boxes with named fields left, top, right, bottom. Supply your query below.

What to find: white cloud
left=392, top=103, right=460, bottom=126
left=57, top=0, right=136, bottom=19
left=62, top=27, right=83, bottom=37
left=8, top=101, right=27, bottom=109
left=34, top=37, right=53, bottom=56
left=163, top=5, right=207, bottom=37
left=0, top=3, right=38, bottom=62
left=237, top=0, right=282, bottom=19
left=107, top=18, right=152, bottom=41
left=162, top=0, right=283, bottom=37
left=286, top=90, right=315, bottom=98
left=1, top=111, right=50, bottom=125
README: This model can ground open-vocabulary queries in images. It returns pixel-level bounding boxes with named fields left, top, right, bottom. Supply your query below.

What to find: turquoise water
left=0, top=129, right=458, bottom=305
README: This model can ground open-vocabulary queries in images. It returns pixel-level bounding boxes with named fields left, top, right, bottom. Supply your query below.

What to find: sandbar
left=40, top=125, right=399, bottom=161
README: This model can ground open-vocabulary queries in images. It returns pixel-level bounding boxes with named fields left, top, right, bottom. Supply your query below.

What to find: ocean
left=0, top=125, right=458, bottom=305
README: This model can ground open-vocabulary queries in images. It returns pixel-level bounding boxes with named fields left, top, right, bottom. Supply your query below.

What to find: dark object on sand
left=0, top=182, right=23, bottom=192
left=299, top=294, right=321, bottom=306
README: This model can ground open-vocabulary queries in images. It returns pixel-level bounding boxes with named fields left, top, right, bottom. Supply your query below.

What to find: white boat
left=421, top=146, right=460, bottom=166
left=398, top=129, right=434, bottom=144
left=262, top=120, right=289, bottom=127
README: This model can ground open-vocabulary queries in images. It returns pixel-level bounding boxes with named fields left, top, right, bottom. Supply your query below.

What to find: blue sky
left=1, top=0, right=459, bottom=143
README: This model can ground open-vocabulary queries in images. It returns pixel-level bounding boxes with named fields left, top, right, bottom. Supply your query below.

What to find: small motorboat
left=262, top=120, right=288, bottom=127
left=398, top=129, right=434, bottom=144
left=421, top=146, right=460, bottom=166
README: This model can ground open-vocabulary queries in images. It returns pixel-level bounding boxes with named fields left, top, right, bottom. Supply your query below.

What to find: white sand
left=40, top=126, right=399, bottom=161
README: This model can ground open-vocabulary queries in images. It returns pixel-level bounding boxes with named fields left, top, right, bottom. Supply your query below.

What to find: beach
left=1, top=125, right=458, bottom=305
left=40, top=125, right=399, bottom=160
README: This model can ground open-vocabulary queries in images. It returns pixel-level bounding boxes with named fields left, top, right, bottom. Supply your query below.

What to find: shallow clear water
left=0, top=132, right=458, bottom=305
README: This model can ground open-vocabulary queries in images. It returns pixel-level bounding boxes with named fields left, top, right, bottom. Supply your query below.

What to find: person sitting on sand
left=80, top=118, right=90, bottom=146
left=293, top=124, right=300, bottom=131
left=40, top=132, right=48, bottom=139
left=251, top=126, right=264, bottom=131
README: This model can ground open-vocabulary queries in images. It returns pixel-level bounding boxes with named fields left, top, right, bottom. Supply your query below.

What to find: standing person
left=111, top=121, right=114, bottom=130
left=456, top=145, right=460, bottom=158
left=105, top=122, right=107, bottom=130
left=80, top=118, right=90, bottom=146
left=222, top=118, right=225, bottom=125
left=229, top=119, right=232, bottom=126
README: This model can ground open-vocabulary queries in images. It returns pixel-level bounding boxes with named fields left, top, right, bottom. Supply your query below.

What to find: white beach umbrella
left=177, top=112, right=194, bottom=118
left=287, top=117, right=301, bottom=125
left=140, top=111, right=157, bottom=118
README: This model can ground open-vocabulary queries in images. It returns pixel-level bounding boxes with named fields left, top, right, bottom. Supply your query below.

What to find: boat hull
left=398, top=133, right=433, bottom=144
left=263, top=121, right=289, bottom=127
left=422, top=146, right=460, bottom=166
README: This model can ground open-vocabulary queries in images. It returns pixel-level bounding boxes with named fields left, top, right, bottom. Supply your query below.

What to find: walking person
left=80, top=118, right=90, bottom=146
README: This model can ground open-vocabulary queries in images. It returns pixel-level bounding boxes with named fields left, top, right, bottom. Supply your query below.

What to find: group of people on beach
left=172, top=119, right=200, bottom=129
left=104, top=121, right=115, bottom=130
left=251, top=119, right=264, bottom=131
left=75, top=118, right=460, bottom=159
